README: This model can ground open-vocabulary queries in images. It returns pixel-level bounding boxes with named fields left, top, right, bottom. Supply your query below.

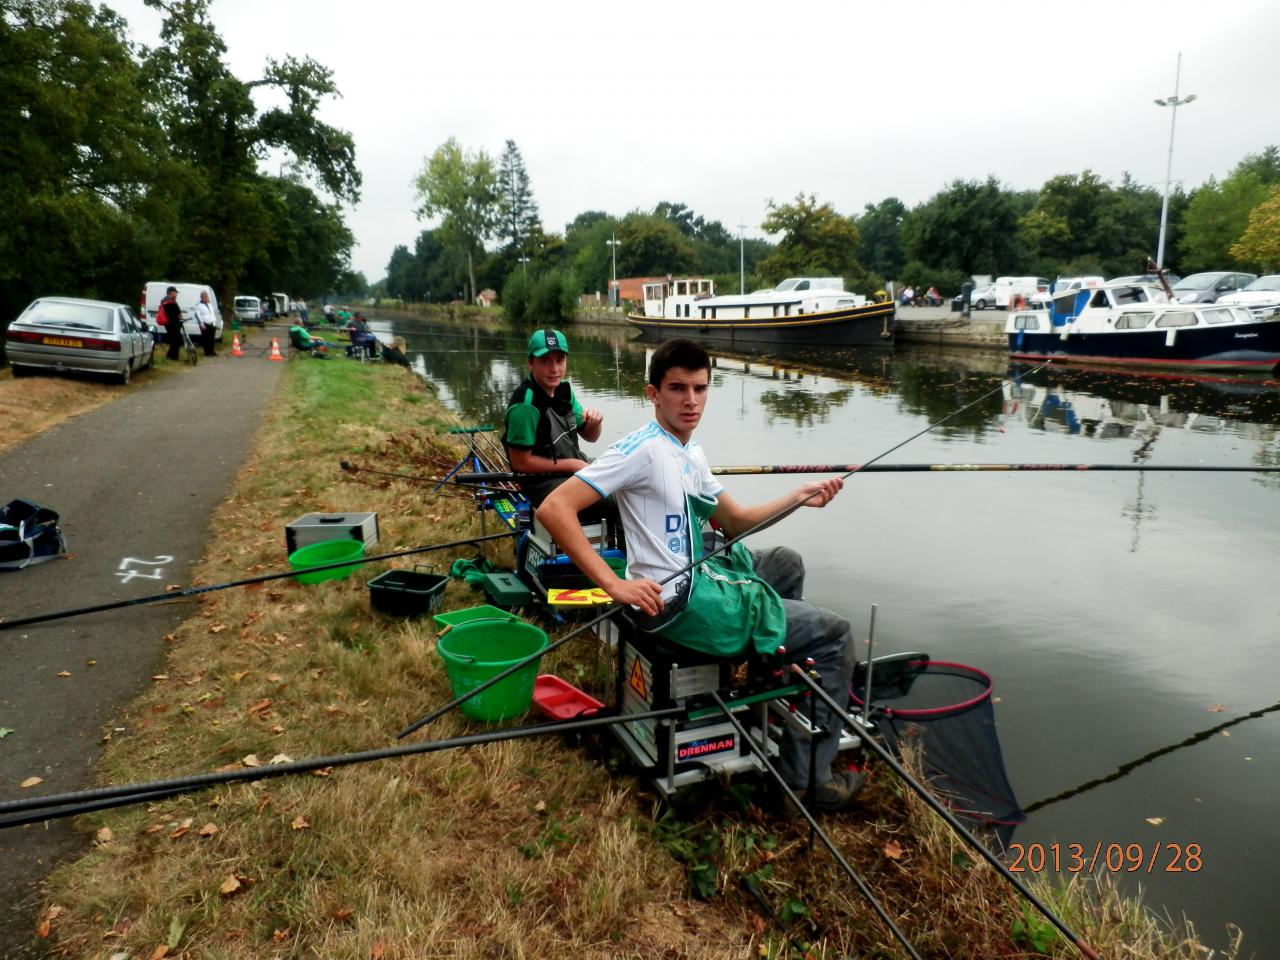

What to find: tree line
left=0, top=0, right=364, bottom=343
left=385, top=138, right=1280, bottom=322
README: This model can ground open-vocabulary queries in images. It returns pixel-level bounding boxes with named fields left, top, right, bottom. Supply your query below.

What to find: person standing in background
left=192, top=289, right=217, bottom=356
left=159, top=286, right=184, bottom=360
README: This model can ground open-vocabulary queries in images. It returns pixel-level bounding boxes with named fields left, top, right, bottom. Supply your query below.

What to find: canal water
left=377, top=315, right=1279, bottom=953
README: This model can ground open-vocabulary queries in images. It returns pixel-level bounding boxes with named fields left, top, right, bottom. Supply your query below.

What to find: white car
left=1216, top=275, right=1280, bottom=319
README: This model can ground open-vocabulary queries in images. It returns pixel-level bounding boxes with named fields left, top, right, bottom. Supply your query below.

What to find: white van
left=992, top=276, right=1049, bottom=309
left=140, top=282, right=222, bottom=342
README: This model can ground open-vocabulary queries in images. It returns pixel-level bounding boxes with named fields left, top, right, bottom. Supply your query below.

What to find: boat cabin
left=641, top=277, right=867, bottom=321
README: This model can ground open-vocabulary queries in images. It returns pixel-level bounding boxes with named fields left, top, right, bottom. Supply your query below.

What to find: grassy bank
left=28, top=357, right=1232, bottom=959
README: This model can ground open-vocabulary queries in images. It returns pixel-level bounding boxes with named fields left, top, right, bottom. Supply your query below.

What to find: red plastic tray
left=533, top=674, right=603, bottom=720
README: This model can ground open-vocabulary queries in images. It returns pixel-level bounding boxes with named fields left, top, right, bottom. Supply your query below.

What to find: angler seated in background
left=502, top=329, right=610, bottom=522
left=536, top=338, right=863, bottom=813
left=288, top=322, right=329, bottom=357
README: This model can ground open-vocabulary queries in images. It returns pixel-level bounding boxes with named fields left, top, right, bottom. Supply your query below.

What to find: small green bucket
left=436, top=619, right=549, bottom=722
left=288, top=539, right=364, bottom=584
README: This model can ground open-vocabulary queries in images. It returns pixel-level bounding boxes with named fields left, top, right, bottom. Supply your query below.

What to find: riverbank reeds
left=28, top=357, right=1234, bottom=959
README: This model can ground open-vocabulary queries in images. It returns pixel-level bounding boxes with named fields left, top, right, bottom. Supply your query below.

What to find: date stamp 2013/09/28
left=1008, top=842, right=1202, bottom=874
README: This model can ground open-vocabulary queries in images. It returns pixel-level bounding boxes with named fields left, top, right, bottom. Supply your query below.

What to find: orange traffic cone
left=268, top=338, right=284, bottom=362
left=230, top=334, right=244, bottom=357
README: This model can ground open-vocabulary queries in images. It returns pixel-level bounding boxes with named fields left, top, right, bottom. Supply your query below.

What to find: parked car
left=1170, top=271, right=1256, bottom=304
left=1216, top=274, right=1280, bottom=319
left=140, top=281, right=222, bottom=342
left=5, top=297, right=154, bottom=384
left=970, top=284, right=998, bottom=310
left=1109, top=273, right=1182, bottom=287
left=234, top=295, right=263, bottom=326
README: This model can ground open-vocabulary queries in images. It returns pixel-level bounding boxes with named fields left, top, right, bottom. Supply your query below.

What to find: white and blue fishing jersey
left=575, top=420, right=723, bottom=602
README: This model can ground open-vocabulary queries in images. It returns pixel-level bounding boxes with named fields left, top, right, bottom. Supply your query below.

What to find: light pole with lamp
left=1154, top=52, right=1197, bottom=269
left=605, top=233, right=621, bottom=308
left=737, top=219, right=746, bottom=294
left=517, top=255, right=530, bottom=277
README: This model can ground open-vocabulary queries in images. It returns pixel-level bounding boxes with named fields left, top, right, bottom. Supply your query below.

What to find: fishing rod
left=710, top=691, right=925, bottom=960
left=789, top=667, right=1101, bottom=960
left=0, top=707, right=685, bottom=828
left=0, top=530, right=517, bottom=632
left=338, top=459, right=513, bottom=492
left=1024, top=698, right=1280, bottom=814
left=395, top=361, right=1052, bottom=739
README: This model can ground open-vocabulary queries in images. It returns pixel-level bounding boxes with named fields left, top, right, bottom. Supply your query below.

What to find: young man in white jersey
left=537, top=338, right=862, bottom=811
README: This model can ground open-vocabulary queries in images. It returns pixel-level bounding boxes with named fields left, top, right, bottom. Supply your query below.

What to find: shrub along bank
left=28, top=358, right=1232, bottom=959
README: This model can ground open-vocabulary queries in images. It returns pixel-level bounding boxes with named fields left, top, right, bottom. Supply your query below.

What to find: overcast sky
left=111, top=0, right=1280, bottom=283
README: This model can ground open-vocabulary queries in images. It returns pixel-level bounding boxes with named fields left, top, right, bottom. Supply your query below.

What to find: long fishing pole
left=0, top=707, right=685, bottom=827
left=710, top=691, right=924, bottom=960
left=432, top=462, right=1280, bottom=484
left=395, top=361, right=1052, bottom=739
left=0, top=530, right=517, bottom=632
left=789, top=666, right=1101, bottom=960
left=1024, top=699, right=1280, bottom=814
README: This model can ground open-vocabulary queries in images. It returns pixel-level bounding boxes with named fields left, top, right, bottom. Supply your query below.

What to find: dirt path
left=0, top=351, right=285, bottom=954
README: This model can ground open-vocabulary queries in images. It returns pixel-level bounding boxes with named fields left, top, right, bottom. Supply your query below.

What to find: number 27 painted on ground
left=116, top=555, right=174, bottom=583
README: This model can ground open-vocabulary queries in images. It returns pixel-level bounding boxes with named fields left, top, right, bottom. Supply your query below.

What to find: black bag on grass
left=0, top=499, right=67, bottom=570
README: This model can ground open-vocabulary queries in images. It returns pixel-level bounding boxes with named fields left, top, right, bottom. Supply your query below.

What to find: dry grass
left=30, top=357, right=1233, bottom=959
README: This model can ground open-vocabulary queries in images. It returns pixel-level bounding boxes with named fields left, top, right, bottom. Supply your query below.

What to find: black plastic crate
left=368, top=567, right=448, bottom=618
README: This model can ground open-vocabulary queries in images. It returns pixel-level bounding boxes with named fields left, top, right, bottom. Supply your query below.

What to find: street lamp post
left=1154, top=52, right=1197, bottom=269
left=605, top=233, right=621, bottom=308
left=737, top=219, right=746, bottom=295
left=517, top=255, right=530, bottom=277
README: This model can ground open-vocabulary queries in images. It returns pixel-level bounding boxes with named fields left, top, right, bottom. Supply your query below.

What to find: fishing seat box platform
left=285, top=512, right=379, bottom=555
left=610, top=617, right=861, bottom=798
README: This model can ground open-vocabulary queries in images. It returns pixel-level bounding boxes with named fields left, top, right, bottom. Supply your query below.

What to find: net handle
left=849, top=660, right=993, bottom=718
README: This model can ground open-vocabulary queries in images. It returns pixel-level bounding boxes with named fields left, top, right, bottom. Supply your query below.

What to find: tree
left=616, top=214, right=697, bottom=279
left=1230, top=186, right=1280, bottom=270
left=414, top=137, right=497, bottom=303
left=902, top=177, right=1025, bottom=277
left=855, top=198, right=907, bottom=280
left=142, top=0, right=360, bottom=315
left=495, top=139, right=540, bottom=254
left=758, top=194, right=862, bottom=283
left=1179, top=148, right=1280, bottom=272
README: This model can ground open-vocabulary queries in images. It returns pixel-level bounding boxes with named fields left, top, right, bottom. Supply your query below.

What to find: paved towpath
left=0, top=348, right=285, bottom=954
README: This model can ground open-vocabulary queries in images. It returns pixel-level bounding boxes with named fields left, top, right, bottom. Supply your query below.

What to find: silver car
left=5, top=297, right=155, bottom=385
left=234, top=295, right=262, bottom=326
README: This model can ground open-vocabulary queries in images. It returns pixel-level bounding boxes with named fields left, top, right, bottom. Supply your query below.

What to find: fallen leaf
left=1146, top=817, right=1165, bottom=826
left=149, top=946, right=170, bottom=960
left=209, top=623, right=227, bottom=634
left=1208, top=704, right=1227, bottom=713
left=291, top=815, right=310, bottom=831
left=231, top=670, right=249, bottom=682
left=218, top=875, right=242, bottom=896
left=247, top=698, right=272, bottom=715
left=144, top=823, right=165, bottom=834
left=332, top=907, right=354, bottom=922
left=267, top=673, right=283, bottom=683
left=372, top=942, right=386, bottom=960
left=96, top=826, right=113, bottom=844
left=883, top=839, right=904, bottom=860
left=85, top=659, right=97, bottom=667
left=152, top=674, right=169, bottom=682
left=0, top=728, right=13, bottom=738
left=1222, top=730, right=1231, bottom=737
left=164, top=584, right=181, bottom=591
left=197, top=822, right=218, bottom=837
left=273, top=927, right=291, bottom=942
left=311, top=766, right=333, bottom=778
left=56, top=671, right=71, bottom=678
left=534, top=800, right=546, bottom=813
left=169, top=826, right=189, bottom=839
left=268, top=753, right=294, bottom=765
left=20, top=776, right=43, bottom=788
left=241, top=754, right=262, bottom=767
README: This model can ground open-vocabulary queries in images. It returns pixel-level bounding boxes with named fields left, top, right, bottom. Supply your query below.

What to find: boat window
left=1154, top=311, right=1197, bottom=328
left=1089, top=290, right=1110, bottom=308
left=772, top=304, right=779, bottom=317
left=700, top=307, right=706, bottom=319
left=1202, top=307, right=1236, bottom=325
left=1114, top=312, right=1153, bottom=330
left=685, top=304, right=691, bottom=318
left=743, top=307, right=750, bottom=319
left=794, top=280, right=810, bottom=291
left=1013, top=315, right=1040, bottom=331
left=1112, top=286, right=1148, bottom=305
left=836, top=298, right=855, bottom=307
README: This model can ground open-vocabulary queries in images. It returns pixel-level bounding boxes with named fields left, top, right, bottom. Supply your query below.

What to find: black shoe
left=782, top=769, right=866, bottom=816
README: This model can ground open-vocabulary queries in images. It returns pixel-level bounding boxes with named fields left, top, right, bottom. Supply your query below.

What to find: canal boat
left=1005, top=281, right=1280, bottom=372
left=626, top=277, right=896, bottom=348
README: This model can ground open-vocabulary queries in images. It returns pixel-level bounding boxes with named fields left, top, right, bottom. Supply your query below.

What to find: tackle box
left=286, top=512, right=379, bottom=554
left=480, top=572, right=534, bottom=608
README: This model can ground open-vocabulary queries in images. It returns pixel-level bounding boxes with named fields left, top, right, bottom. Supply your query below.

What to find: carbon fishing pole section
left=0, top=530, right=518, bottom=632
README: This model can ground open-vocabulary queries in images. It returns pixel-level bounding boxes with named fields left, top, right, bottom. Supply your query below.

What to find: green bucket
left=436, top=619, right=549, bottom=722
left=288, top=539, right=364, bottom=584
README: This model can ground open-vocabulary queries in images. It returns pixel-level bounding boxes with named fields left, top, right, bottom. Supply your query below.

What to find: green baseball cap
left=528, top=329, right=569, bottom=357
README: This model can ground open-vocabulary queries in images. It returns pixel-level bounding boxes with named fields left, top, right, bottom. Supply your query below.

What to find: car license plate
left=42, top=336, right=83, bottom=348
